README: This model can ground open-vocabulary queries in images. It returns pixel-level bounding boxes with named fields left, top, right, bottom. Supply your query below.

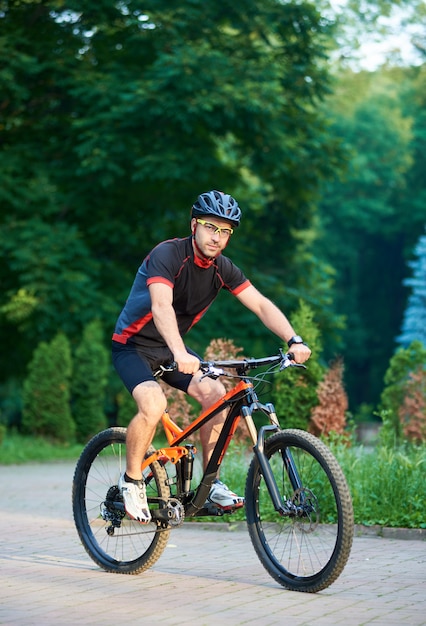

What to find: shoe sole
left=208, top=500, right=245, bottom=512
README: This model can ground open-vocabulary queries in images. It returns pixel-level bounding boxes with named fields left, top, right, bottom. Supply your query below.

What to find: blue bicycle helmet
left=192, top=190, right=241, bottom=227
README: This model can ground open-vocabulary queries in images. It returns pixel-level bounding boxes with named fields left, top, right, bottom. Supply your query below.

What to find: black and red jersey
left=112, top=236, right=251, bottom=347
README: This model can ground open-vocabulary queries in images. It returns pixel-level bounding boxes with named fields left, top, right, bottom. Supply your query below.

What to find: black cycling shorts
left=112, top=340, right=199, bottom=395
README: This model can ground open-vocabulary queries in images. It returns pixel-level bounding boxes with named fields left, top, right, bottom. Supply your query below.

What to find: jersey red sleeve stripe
left=231, top=280, right=251, bottom=296
left=146, top=276, right=174, bottom=289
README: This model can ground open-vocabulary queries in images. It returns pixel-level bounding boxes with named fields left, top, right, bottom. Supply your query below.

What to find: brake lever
left=153, top=361, right=177, bottom=377
left=280, top=353, right=307, bottom=371
left=200, top=365, right=225, bottom=380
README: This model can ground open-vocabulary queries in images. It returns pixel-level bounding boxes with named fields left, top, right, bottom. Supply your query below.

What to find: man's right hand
left=174, top=350, right=201, bottom=376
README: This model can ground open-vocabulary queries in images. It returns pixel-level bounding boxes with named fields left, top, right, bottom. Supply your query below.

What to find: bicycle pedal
left=196, top=503, right=225, bottom=517
left=219, top=505, right=242, bottom=513
left=196, top=502, right=243, bottom=517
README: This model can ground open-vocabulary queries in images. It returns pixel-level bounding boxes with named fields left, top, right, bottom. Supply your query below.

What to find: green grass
left=1, top=431, right=425, bottom=529
left=209, top=439, right=426, bottom=529
left=329, top=440, right=426, bottom=529
left=0, top=431, right=85, bottom=464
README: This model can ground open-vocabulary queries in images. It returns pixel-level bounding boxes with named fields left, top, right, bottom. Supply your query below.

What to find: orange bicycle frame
left=141, top=379, right=253, bottom=472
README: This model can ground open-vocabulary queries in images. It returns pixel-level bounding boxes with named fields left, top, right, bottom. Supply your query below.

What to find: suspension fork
left=281, top=446, right=303, bottom=491
left=242, top=404, right=303, bottom=515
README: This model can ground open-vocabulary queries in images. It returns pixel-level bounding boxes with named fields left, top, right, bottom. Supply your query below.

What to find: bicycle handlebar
left=199, top=348, right=306, bottom=377
left=154, top=348, right=305, bottom=379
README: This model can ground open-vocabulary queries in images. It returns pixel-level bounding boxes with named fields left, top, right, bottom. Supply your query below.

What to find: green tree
left=72, top=320, right=109, bottom=443
left=379, top=340, right=426, bottom=444
left=0, top=0, right=343, bottom=405
left=400, top=65, right=426, bottom=231
left=1, top=0, right=337, bottom=251
left=273, top=301, right=325, bottom=430
left=22, top=333, right=75, bottom=442
left=314, top=67, right=426, bottom=410
left=116, top=389, right=136, bottom=429
left=0, top=219, right=115, bottom=376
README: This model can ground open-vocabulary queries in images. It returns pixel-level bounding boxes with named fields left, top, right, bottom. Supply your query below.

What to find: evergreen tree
left=0, top=0, right=339, bottom=383
left=273, top=301, right=325, bottom=430
left=397, top=228, right=426, bottom=348
left=116, top=389, right=136, bottom=429
left=72, top=320, right=109, bottom=443
left=22, top=333, right=75, bottom=442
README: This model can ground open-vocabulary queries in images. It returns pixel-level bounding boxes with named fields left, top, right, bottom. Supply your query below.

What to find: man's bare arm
left=149, top=282, right=200, bottom=374
left=236, top=285, right=311, bottom=363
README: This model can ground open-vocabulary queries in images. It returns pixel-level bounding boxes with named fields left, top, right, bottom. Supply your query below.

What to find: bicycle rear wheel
left=245, top=429, right=353, bottom=592
left=72, top=427, right=171, bottom=574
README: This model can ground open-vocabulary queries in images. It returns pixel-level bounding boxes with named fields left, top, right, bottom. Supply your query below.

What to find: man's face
left=191, top=217, right=234, bottom=258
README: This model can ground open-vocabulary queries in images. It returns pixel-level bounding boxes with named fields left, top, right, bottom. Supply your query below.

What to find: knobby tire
left=245, top=429, right=354, bottom=592
left=72, top=427, right=171, bottom=574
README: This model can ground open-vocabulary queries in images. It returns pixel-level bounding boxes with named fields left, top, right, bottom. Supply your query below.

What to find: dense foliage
left=379, top=340, right=426, bottom=445
left=22, top=333, right=75, bottom=441
left=273, top=301, right=325, bottom=430
left=20, top=323, right=111, bottom=443
left=1, top=0, right=425, bottom=427
left=313, top=67, right=426, bottom=408
left=72, top=320, right=109, bottom=442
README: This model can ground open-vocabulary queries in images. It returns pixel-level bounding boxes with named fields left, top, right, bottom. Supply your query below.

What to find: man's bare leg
left=125, top=380, right=167, bottom=479
left=118, top=380, right=167, bottom=523
left=187, top=373, right=227, bottom=469
left=187, top=372, right=244, bottom=509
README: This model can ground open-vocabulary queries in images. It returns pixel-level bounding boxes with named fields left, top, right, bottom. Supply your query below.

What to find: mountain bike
left=72, top=349, right=354, bottom=593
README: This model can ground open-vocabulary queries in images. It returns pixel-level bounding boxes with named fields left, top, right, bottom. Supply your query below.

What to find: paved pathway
left=0, top=462, right=425, bottom=625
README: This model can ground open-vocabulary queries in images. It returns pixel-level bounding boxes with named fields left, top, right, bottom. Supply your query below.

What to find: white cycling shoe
left=206, top=479, right=245, bottom=511
left=118, top=474, right=152, bottom=523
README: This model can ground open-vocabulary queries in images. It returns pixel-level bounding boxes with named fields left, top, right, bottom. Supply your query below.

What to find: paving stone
left=0, top=462, right=425, bottom=626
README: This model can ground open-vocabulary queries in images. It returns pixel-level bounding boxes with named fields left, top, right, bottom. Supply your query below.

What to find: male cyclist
left=112, top=190, right=311, bottom=523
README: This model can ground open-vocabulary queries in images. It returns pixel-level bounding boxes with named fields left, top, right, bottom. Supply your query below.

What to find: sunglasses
left=196, top=219, right=233, bottom=238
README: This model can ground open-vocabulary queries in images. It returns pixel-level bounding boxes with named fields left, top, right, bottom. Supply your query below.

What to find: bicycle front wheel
left=245, top=429, right=353, bottom=593
left=72, top=427, right=171, bottom=574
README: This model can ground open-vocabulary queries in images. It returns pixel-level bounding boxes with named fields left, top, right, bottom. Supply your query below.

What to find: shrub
left=273, top=300, right=325, bottom=430
left=398, top=367, right=426, bottom=443
left=116, top=389, right=137, bottom=427
left=22, top=332, right=75, bottom=442
left=333, top=442, right=426, bottom=529
left=158, top=338, right=247, bottom=439
left=203, top=338, right=249, bottom=443
left=0, top=422, right=6, bottom=446
left=309, top=358, right=348, bottom=437
left=72, top=320, right=109, bottom=443
left=379, top=340, right=426, bottom=444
